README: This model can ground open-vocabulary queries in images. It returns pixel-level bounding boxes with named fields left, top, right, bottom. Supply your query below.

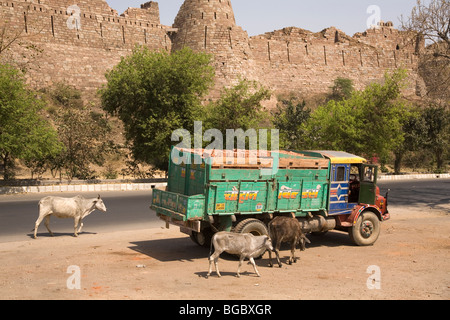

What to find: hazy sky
left=106, top=0, right=420, bottom=36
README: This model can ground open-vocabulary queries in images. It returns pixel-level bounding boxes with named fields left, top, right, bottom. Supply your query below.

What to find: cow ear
left=304, top=236, right=311, bottom=244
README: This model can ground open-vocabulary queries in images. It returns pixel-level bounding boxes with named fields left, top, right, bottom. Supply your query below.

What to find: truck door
left=359, top=164, right=378, bottom=205
left=329, top=164, right=351, bottom=215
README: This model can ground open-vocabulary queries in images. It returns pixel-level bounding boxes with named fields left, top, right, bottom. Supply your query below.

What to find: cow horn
left=98, top=194, right=101, bottom=199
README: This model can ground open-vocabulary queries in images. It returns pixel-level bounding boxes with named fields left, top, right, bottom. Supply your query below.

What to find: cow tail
left=31, top=200, right=41, bottom=232
left=268, top=220, right=272, bottom=239
left=208, top=234, right=215, bottom=260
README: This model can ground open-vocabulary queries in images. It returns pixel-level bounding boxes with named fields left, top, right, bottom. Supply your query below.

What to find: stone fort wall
left=250, top=25, right=423, bottom=97
left=0, top=0, right=424, bottom=100
left=1, top=0, right=170, bottom=92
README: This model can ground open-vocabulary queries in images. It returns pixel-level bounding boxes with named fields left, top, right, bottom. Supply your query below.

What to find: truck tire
left=349, top=211, right=381, bottom=246
left=190, top=228, right=213, bottom=248
left=233, top=218, right=269, bottom=259
left=234, top=218, right=269, bottom=236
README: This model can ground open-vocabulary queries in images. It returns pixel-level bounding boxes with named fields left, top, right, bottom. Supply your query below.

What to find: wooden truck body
left=151, top=148, right=389, bottom=246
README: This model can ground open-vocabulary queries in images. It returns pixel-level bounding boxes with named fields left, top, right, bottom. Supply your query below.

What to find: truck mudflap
left=151, top=189, right=206, bottom=232
left=350, top=204, right=389, bottom=225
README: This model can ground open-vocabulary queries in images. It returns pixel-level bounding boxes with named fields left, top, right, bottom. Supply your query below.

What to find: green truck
left=151, top=148, right=390, bottom=246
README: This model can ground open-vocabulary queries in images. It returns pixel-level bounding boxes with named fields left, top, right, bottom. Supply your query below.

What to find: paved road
left=0, top=190, right=161, bottom=242
left=0, top=179, right=448, bottom=243
left=377, top=178, right=450, bottom=211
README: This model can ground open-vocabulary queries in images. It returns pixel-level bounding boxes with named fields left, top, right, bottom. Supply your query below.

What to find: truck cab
left=302, top=151, right=390, bottom=245
left=302, top=151, right=389, bottom=217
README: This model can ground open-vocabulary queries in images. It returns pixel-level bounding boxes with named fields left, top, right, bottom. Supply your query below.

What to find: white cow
left=207, top=232, right=274, bottom=278
left=33, top=195, right=107, bottom=239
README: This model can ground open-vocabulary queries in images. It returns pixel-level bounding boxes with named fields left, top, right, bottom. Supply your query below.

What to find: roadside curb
left=0, top=173, right=448, bottom=195
left=0, top=182, right=168, bottom=195
left=378, top=173, right=450, bottom=181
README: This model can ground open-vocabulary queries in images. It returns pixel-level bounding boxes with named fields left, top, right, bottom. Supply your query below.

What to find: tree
left=401, top=0, right=450, bottom=100
left=0, top=19, right=44, bottom=73
left=272, top=98, right=311, bottom=150
left=0, top=63, right=62, bottom=180
left=393, top=108, right=428, bottom=174
left=305, top=69, right=410, bottom=161
left=55, top=106, right=112, bottom=180
left=303, top=97, right=363, bottom=153
left=328, top=77, right=354, bottom=101
left=100, top=47, right=215, bottom=171
left=48, top=84, right=114, bottom=180
left=359, top=69, right=411, bottom=161
left=205, top=78, right=271, bottom=132
left=422, top=104, right=449, bottom=171
left=0, top=20, right=24, bottom=56
left=401, top=0, right=449, bottom=58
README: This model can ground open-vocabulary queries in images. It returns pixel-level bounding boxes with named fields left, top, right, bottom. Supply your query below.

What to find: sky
left=105, top=0, right=420, bottom=36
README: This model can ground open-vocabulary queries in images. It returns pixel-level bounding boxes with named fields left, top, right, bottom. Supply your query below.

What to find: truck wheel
left=349, top=211, right=381, bottom=246
left=190, top=229, right=213, bottom=248
left=233, top=219, right=269, bottom=259
left=234, top=218, right=269, bottom=236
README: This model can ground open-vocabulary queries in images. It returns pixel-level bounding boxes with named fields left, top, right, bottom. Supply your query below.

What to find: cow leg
left=207, top=253, right=215, bottom=278
left=34, top=212, right=49, bottom=239
left=292, top=240, right=298, bottom=263
left=237, top=256, right=245, bottom=278
left=207, top=251, right=222, bottom=278
left=77, top=221, right=84, bottom=234
left=274, top=242, right=283, bottom=268
left=213, top=253, right=222, bottom=278
left=268, top=250, right=274, bottom=268
left=249, top=257, right=261, bottom=277
left=44, top=215, right=54, bottom=237
left=289, top=242, right=296, bottom=265
left=73, top=217, right=81, bottom=237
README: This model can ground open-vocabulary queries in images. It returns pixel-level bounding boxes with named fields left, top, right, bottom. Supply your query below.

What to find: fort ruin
left=0, top=0, right=425, bottom=100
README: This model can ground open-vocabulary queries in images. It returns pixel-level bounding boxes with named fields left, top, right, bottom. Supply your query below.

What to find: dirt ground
left=0, top=204, right=449, bottom=300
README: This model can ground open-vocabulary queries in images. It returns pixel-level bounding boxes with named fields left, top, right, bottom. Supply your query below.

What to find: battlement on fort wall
left=249, top=24, right=423, bottom=96
left=1, top=0, right=168, bottom=50
left=0, top=0, right=171, bottom=92
left=0, top=0, right=425, bottom=100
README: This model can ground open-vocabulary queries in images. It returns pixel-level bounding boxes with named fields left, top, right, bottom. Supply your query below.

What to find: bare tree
left=0, top=16, right=44, bottom=73
left=0, top=20, right=24, bottom=56
left=402, top=0, right=449, bottom=56
left=401, top=0, right=450, bottom=100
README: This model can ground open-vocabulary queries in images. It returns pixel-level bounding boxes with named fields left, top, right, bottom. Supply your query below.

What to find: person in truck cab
left=349, top=173, right=360, bottom=203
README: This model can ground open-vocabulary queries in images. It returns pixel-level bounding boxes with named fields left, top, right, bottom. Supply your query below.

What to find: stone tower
left=171, top=0, right=258, bottom=96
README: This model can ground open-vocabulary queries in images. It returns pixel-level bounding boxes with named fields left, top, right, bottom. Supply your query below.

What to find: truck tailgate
left=151, top=189, right=205, bottom=222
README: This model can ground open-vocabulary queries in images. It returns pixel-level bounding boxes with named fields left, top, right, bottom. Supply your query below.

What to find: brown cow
left=268, top=216, right=311, bottom=268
